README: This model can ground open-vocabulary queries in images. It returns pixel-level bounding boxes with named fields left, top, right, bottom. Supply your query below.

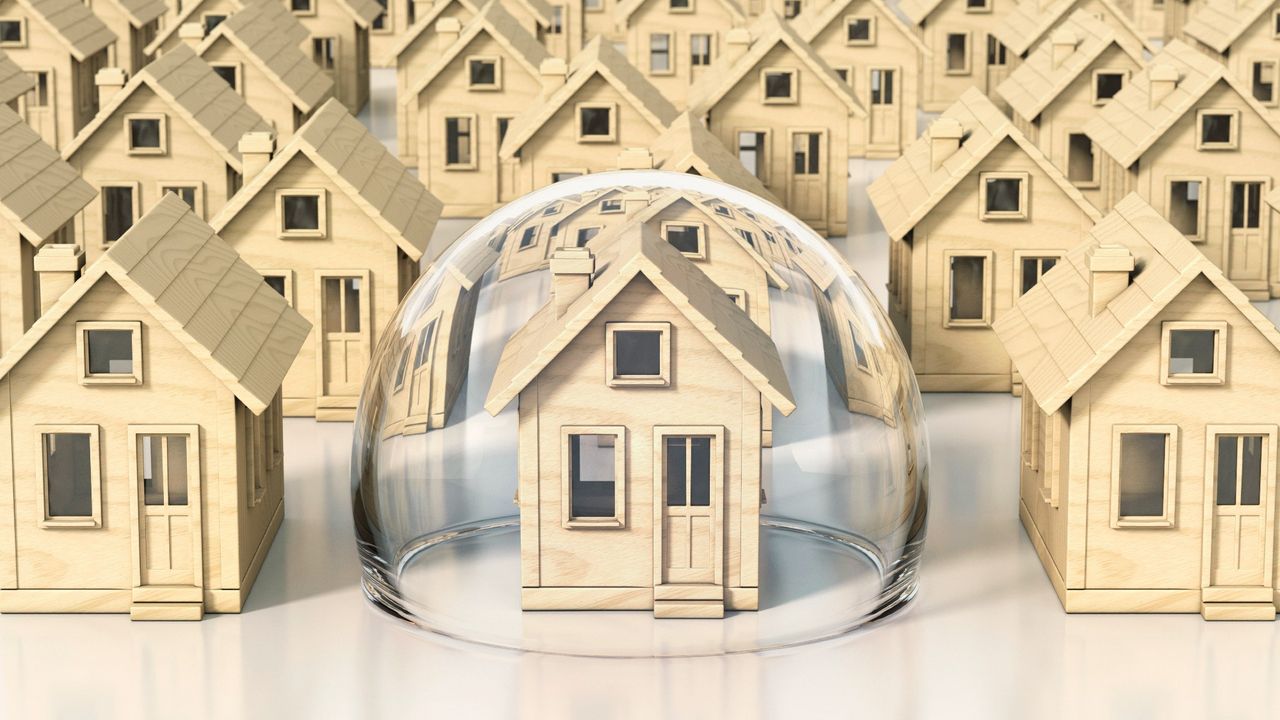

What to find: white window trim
left=725, top=288, right=747, bottom=311
left=77, top=320, right=144, bottom=385
left=466, top=55, right=502, bottom=91
left=599, top=198, right=624, bottom=214
left=660, top=220, right=707, bottom=259
left=979, top=171, right=1029, bottom=220
left=1160, top=320, right=1227, bottom=385
left=35, top=424, right=102, bottom=528
left=844, top=15, right=876, bottom=46
left=1164, top=175, right=1208, bottom=241
left=561, top=426, right=627, bottom=528
left=124, top=113, right=167, bottom=155
left=276, top=188, right=328, bottom=238
left=945, top=32, right=972, bottom=75
left=517, top=224, right=540, bottom=250
left=760, top=67, right=799, bottom=104
left=574, top=224, right=602, bottom=247
left=0, top=17, right=27, bottom=48
left=575, top=102, right=618, bottom=142
left=942, top=249, right=994, bottom=328
left=157, top=181, right=205, bottom=219
left=605, top=321, right=671, bottom=387
left=1195, top=108, right=1240, bottom=150
left=1110, top=424, right=1179, bottom=529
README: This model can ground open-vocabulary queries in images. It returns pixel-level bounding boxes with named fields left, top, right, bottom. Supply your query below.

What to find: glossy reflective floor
left=2, top=70, right=1278, bottom=719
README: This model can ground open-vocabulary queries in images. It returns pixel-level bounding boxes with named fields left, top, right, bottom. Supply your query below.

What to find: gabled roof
left=484, top=221, right=796, bottom=415
left=62, top=45, right=270, bottom=173
left=499, top=37, right=679, bottom=159
left=0, top=49, right=33, bottom=105
left=992, top=0, right=1151, bottom=58
left=792, top=0, right=929, bottom=57
left=868, top=87, right=1102, bottom=240
left=648, top=112, right=776, bottom=202
left=328, top=0, right=384, bottom=27
left=1183, top=0, right=1274, bottom=54
left=614, top=0, right=745, bottom=26
left=211, top=99, right=442, bottom=262
left=896, top=0, right=947, bottom=25
left=109, top=0, right=168, bottom=28
left=0, top=195, right=310, bottom=414
left=401, top=0, right=551, bottom=103
left=385, top=0, right=552, bottom=64
left=199, top=0, right=333, bottom=113
left=1084, top=40, right=1280, bottom=168
left=0, top=106, right=95, bottom=242
left=997, top=9, right=1145, bottom=122
left=688, top=11, right=864, bottom=118
left=994, top=194, right=1280, bottom=415
left=22, top=0, right=116, bottom=61
left=145, top=0, right=251, bottom=56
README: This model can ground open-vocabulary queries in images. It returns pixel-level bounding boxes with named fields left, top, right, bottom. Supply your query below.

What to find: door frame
left=1200, top=424, right=1278, bottom=601
left=867, top=65, right=902, bottom=152
left=1223, top=176, right=1270, bottom=285
left=128, top=424, right=203, bottom=603
left=651, top=425, right=725, bottom=590
left=314, top=268, right=372, bottom=409
left=786, top=127, right=828, bottom=230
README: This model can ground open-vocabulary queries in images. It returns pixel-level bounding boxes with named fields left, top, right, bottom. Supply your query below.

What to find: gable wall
left=201, top=36, right=303, bottom=144
left=624, top=0, right=740, bottom=109
left=0, top=0, right=94, bottom=150
left=918, top=0, right=1017, bottom=111
left=1216, top=1, right=1280, bottom=95
left=294, top=0, right=369, bottom=110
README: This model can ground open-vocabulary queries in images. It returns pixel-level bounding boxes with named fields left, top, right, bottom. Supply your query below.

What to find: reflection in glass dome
left=353, top=171, right=928, bottom=657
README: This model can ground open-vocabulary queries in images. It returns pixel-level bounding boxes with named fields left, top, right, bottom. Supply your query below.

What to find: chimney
left=622, top=189, right=650, bottom=215
left=1149, top=64, right=1179, bottom=108
left=435, top=17, right=461, bottom=49
left=1050, top=29, right=1077, bottom=69
left=549, top=248, right=594, bottom=316
left=95, top=67, right=127, bottom=108
left=33, top=243, right=84, bottom=316
left=724, top=28, right=751, bottom=65
left=238, top=131, right=275, bottom=180
left=617, top=147, right=655, bottom=170
left=929, top=117, right=963, bottom=171
left=539, top=57, right=567, bottom=91
left=1088, top=244, right=1134, bottom=315
left=179, top=22, right=204, bottom=48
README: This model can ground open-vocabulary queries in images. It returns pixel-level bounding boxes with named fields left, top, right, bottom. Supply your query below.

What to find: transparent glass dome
left=352, top=171, right=928, bottom=657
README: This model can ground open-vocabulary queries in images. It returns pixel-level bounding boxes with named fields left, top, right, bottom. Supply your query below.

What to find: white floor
left=2, top=70, right=1279, bottom=720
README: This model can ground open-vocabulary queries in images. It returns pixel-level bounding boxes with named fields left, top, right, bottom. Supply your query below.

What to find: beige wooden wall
left=394, top=2, right=473, bottom=164
left=0, top=0, right=92, bottom=151
left=296, top=0, right=370, bottom=111
left=1018, top=392, right=1073, bottom=596
left=918, top=0, right=1015, bottom=112
left=0, top=230, right=37, bottom=357
left=624, top=1, right=739, bottom=110
left=1212, top=7, right=1280, bottom=87
left=201, top=37, right=306, bottom=144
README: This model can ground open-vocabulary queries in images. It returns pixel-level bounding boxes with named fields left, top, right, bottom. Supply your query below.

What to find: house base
left=1201, top=602, right=1277, bottom=621
left=130, top=602, right=203, bottom=621
left=915, top=373, right=1012, bottom=393
left=316, top=407, right=357, bottom=422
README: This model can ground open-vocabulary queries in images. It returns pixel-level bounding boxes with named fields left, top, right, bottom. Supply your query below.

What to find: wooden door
left=787, top=130, right=827, bottom=229
left=656, top=429, right=723, bottom=588
left=406, top=316, right=437, bottom=422
left=868, top=68, right=900, bottom=149
left=1227, top=180, right=1268, bottom=285
left=318, top=273, right=370, bottom=399
left=984, top=35, right=1010, bottom=98
left=1206, top=430, right=1276, bottom=589
left=131, top=427, right=202, bottom=591
left=19, top=70, right=56, bottom=148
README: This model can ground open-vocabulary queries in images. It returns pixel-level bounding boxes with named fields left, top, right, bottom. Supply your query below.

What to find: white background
left=1, top=69, right=1279, bottom=720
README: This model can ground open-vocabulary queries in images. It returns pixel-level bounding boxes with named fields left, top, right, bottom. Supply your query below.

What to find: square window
left=606, top=322, right=671, bottom=386
left=1111, top=426, right=1178, bottom=527
left=211, top=63, right=240, bottom=92
left=467, top=57, right=500, bottom=90
left=203, top=13, right=227, bottom=33
left=291, top=0, right=314, bottom=14
left=762, top=69, right=797, bottom=103
left=649, top=33, right=672, bottom=74
left=518, top=225, right=538, bottom=249
left=980, top=172, right=1028, bottom=219
left=690, top=33, right=712, bottom=65
left=725, top=288, right=747, bottom=311
left=946, top=33, right=970, bottom=75
left=0, top=18, right=25, bottom=47
left=662, top=221, right=705, bottom=258
left=599, top=198, right=623, bottom=213
left=1197, top=109, right=1239, bottom=149
left=1161, top=321, right=1226, bottom=384
left=846, top=16, right=874, bottom=45
left=126, top=114, right=166, bottom=154
left=1166, top=178, right=1206, bottom=239
left=945, top=251, right=992, bottom=327
left=38, top=426, right=101, bottom=528
left=561, top=427, right=626, bottom=528
left=1093, top=71, right=1126, bottom=104
left=277, top=190, right=325, bottom=237
left=1017, top=254, right=1059, bottom=295
left=77, top=321, right=143, bottom=385
left=445, top=115, right=476, bottom=168
left=577, top=104, right=616, bottom=141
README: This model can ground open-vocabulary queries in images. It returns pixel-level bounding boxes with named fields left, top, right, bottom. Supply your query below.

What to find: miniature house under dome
left=351, top=171, right=929, bottom=656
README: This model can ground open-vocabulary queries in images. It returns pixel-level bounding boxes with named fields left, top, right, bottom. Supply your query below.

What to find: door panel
left=1227, top=180, right=1268, bottom=284
left=1208, top=431, right=1274, bottom=589
left=658, top=432, right=720, bottom=586
left=319, top=274, right=370, bottom=399
left=787, top=130, right=826, bottom=228
left=869, top=68, right=899, bottom=149
left=132, top=428, right=202, bottom=591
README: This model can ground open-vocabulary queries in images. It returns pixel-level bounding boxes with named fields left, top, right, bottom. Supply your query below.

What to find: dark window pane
left=1217, top=435, right=1238, bottom=506
left=204, top=14, right=225, bottom=33
left=282, top=194, right=319, bottom=231
left=949, top=256, right=985, bottom=320
left=519, top=225, right=537, bottom=248
left=1242, top=435, right=1263, bottom=505
left=985, top=178, right=1022, bottom=213
left=343, top=278, right=360, bottom=332
left=1068, top=134, right=1094, bottom=183
left=129, top=119, right=161, bottom=149
left=496, top=117, right=510, bottom=144
left=946, top=34, right=967, bottom=71
left=142, top=435, right=164, bottom=506
left=689, top=437, right=711, bottom=506
left=1168, top=329, right=1215, bottom=374
left=167, top=436, right=188, bottom=505
left=0, top=21, right=22, bottom=43
left=87, top=329, right=133, bottom=374
left=614, top=330, right=662, bottom=376
left=1119, top=433, right=1167, bottom=517
left=446, top=117, right=471, bottom=165
left=394, top=347, right=411, bottom=387
left=1169, top=180, right=1201, bottom=235
left=163, top=186, right=197, bottom=210
left=212, top=65, right=237, bottom=89
left=847, top=18, right=870, bottom=41
left=414, top=320, right=435, bottom=368
left=1253, top=62, right=1275, bottom=102
left=665, top=437, right=686, bottom=506
left=764, top=71, right=792, bottom=99
left=1201, top=114, right=1234, bottom=144
left=575, top=226, right=599, bottom=247
left=570, top=434, right=616, bottom=518
left=580, top=107, right=612, bottom=136
left=104, top=186, right=135, bottom=242
left=469, top=59, right=496, bottom=86
left=264, top=275, right=287, bottom=296
left=1095, top=72, right=1124, bottom=100
left=44, top=433, right=92, bottom=517
left=666, top=224, right=701, bottom=254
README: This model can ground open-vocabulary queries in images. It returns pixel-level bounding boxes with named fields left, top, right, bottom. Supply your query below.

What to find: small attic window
left=670, top=0, right=693, bottom=12
left=291, top=0, right=314, bottom=15
left=599, top=198, right=623, bottom=213
left=1161, top=322, right=1226, bottom=385
left=126, top=114, right=166, bottom=155
left=980, top=172, right=1028, bottom=219
left=662, top=221, right=705, bottom=258
left=966, top=0, right=991, bottom=10
left=277, top=189, right=326, bottom=238
left=518, top=225, right=538, bottom=249
left=783, top=0, right=801, bottom=18
left=575, top=226, right=600, bottom=247
left=467, top=57, right=501, bottom=90
left=845, top=17, right=875, bottom=45
left=606, top=322, right=671, bottom=387
left=203, top=13, right=227, bottom=33
left=0, top=18, right=25, bottom=47
left=1093, top=70, right=1126, bottom=104
left=211, top=63, right=241, bottom=92
left=1197, top=110, right=1239, bottom=149
left=576, top=103, right=617, bottom=142
left=78, top=321, right=143, bottom=385
left=762, top=69, right=797, bottom=103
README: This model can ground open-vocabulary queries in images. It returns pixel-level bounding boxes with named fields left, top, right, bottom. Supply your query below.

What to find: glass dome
left=351, top=171, right=928, bottom=657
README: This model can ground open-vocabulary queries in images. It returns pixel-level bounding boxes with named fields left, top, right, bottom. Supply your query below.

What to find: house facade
left=899, top=0, right=1018, bottom=112
left=992, top=0, right=1151, bottom=64
left=210, top=99, right=441, bottom=420
left=1183, top=0, right=1280, bottom=111
left=868, top=88, right=1102, bottom=393
left=635, top=110, right=776, bottom=200
left=1084, top=40, right=1280, bottom=300
left=484, top=223, right=796, bottom=618
left=0, top=195, right=310, bottom=621
left=287, top=0, right=380, bottom=112
left=996, top=194, right=1280, bottom=621
left=615, top=0, right=746, bottom=110
left=88, top=0, right=165, bottom=74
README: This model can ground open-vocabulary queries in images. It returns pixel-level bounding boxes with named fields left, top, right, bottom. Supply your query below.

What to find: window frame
left=276, top=188, right=327, bottom=239
left=444, top=113, right=478, bottom=170
left=648, top=32, right=674, bottom=76
left=942, top=249, right=994, bottom=328
left=1160, top=320, right=1227, bottom=385
left=575, top=102, right=618, bottom=142
left=259, top=268, right=295, bottom=306
left=100, top=181, right=140, bottom=246
left=599, top=198, right=623, bottom=214
left=660, top=220, right=707, bottom=259
left=1065, top=131, right=1100, bottom=189
left=1164, top=175, right=1208, bottom=241
left=291, top=0, right=316, bottom=16
left=124, top=113, right=167, bottom=155
left=760, top=67, right=798, bottom=104
left=312, top=36, right=338, bottom=70
left=964, top=0, right=991, bottom=12
left=466, top=55, right=502, bottom=91
left=724, top=288, right=747, bottom=311
left=689, top=32, right=712, bottom=66
left=669, top=0, right=694, bottom=13
left=550, top=168, right=587, bottom=183
left=1013, top=250, right=1061, bottom=297
left=0, top=17, right=26, bottom=48
left=1110, top=425, right=1179, bottom=528
left=157, top=181, right=205, bottom=218
left=605, top=321, right=671, bottom=387
left=735, top=127, right=770, bottom=184
left=979, top=171, right=1030, bottom=220
left=1251, top=59, right=1278, bottom=107
left=844, top=15, right=876, bottom=46
left=1195, top=108, right=1240, bottom=150
left=35, top=424, right=102, bottom=528
left=561, top=426, right=627, bottom=528
left=574, top=225, right=601, bottom=247
left=76, top=320, right=144, bottom=385
left=1091, top=69, right=1128, bottom=105
left=517, top=224, right=539, bottom=250
left=945, top=32, right=972, bottom=75
left=210, top=62, right=242, bottom=94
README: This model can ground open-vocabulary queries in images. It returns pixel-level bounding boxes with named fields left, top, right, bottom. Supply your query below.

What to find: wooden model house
left=0, top=105, right=95, bottom=354
left=286, top=0, right=381, bottom=112
left=897, top=0, right=1017, bottom=112
left=1083, top=40, right=1280, bottom=300
left=61, top=44, right=271, bottom=261
left=0, top=48, right=34, bottom=109
left=210, top=99, right=442, bottom=420
left=995, top=194, right=1280, bottom=621
left=1116, top=0, right=1164, bottom=41
left=498, top=37, right=679, bottom=197
left=378, top=0, right=550, bottom=68
left=625, top=111, right=775, bottom=200
left=1163, top=0, right=1206, bottom=43
left=195, top=0, right=335, bottom=144
left=1, top=0, right=115, bottom=150
left=867, top=88, right=1103, bottom=393
left=0, top=194, right=310, bottom=621
left=996, top=10, right=1146, bottom=210
left=688, top=12, right=863, bottom=236
left=991, top=0, right=1151, bottom=65
left=792, top=0, right=929, bottom=158
left=398, top=0, right=550, bottom=212
left=145, top=0, right=247, bottom=57
left=1183, top=0, right=1280, bottom=108
left=581, top=0, right=625, bottom=46
left=613, top=0, right=746, bottom=110
left=484, top=222, right=796, bottom=618
left=88, top=0, right=166, bottom=74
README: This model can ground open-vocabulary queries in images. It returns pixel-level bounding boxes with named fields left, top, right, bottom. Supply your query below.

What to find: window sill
left=444, top=164, right=478, bottom=171
left=1112, top=518, right=1175, bottom=529
left=944, top=70, right=973, bottom=77
left=576, top=136, right=617, bottom=143
left=467, top=85, right=501, bottom=92
left=980, top=212, right=1028, bottom=221
left=762, top=98, right=798, bottom=105
left=279, top=230, right=326, bottom=239
left=846, top=41, right=875, bottom=47
left=563, top=518, right=624, bottom=529
left=608, top=376, right=670, bottom=387
left=1162, top=375, right=1225, bottom=386
left=1196, top=143, right=1237, bottom=151
left=943, top=319, right=991, bottom=329
left=40, top=518, right=100, bottom=529
left=1071, top=180, right=1101, bottom=190
left=127, top=148, right=166, bottom=156
left=80, top=375, right=142, bottom=386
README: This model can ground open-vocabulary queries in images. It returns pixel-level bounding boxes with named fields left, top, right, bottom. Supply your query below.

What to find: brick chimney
left=1050, top=29, right=1078, bottom=69
left=95, top=67, right=127, bottom=108
left=238, top=131, right=275, bottom=181
left=539, top=57, right=568, bottom=91
left=33, top=243, right=84, bottom=316
left=1149, top=64, right=1179, bottom=108
left=1088, top=244, right=1135, bottom=315
left=930, top=117, right=963, bottom=171
left=549, top=248, right=594, bottom=317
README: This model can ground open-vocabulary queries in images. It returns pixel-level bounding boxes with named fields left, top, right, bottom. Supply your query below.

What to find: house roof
left=0, top=49, right=33, bottom=106
left=792, top=0, right=929, bottom=57
left=896, top=0, right=947, bottom=25
left=385, top=0, right=552, bottom=64
left=484, top=221, right=796, bottom=415
left=992, top=0, right=1151, bottom=58
left=1183, top=0, right=1274, bottom=54
left=146, top=0, right=250, bottom=56
left=647, top=112, right=776, bottom=202
left=868, top=87, right=1102, bottom=241
left=329, top=0, right=384, bottom=27
left=62, top=45, right=271, bottom=173
left=499, top=37, right=680, bottom=159
left=22, top=0, right=116, bottom=61
left=401, top=0, right=551, bottom=103
left=110, top=0, right=168, bottom=28
left=994, top=194, right=1280, bottom=415
left=0, top=106, right=95, bottom=242
left=1083, top=40, right=1280, bottom=168
left=0, top=195, right=310, bottom=414
left=997, top=9, right=1145, bottom=122
left=199, top=0, right=334, bottom=113
left=614, top=0, right=746, bottom=26
left=211, top=98, right=442, bottom=262
left=688, top=11, right=864, bottom=118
